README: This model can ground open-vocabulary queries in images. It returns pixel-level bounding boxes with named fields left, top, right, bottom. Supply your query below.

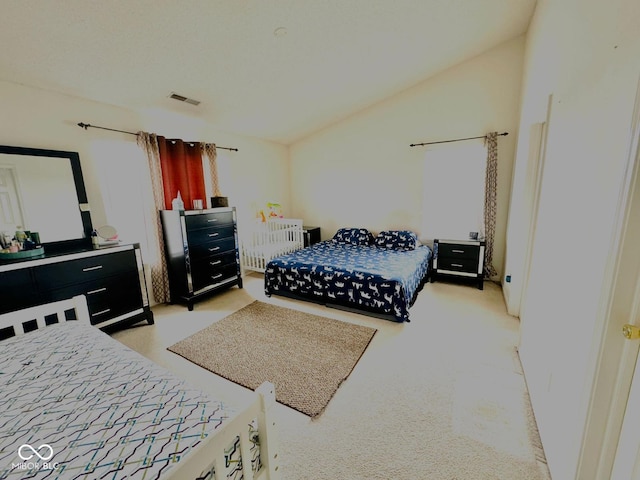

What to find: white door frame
left=518, top=94, right=553, bottom=324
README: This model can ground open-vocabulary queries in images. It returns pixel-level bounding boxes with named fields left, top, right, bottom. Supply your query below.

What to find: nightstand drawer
left=438, top=243, right=479, bottom=260
left=437, top=257, right=479, bottom=273
left=432, top=239, right=485, bottom=290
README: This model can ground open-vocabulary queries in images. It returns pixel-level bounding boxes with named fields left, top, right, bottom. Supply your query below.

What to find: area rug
left=167, top=301, right=377, bottom=417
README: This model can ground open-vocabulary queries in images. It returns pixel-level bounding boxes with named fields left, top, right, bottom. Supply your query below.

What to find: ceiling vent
left=169, top=92, right=201, bottom=106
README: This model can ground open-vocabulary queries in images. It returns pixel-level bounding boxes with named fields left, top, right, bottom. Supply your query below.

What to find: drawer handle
left=207, top=219, right=218, bottom=223
left=91, top=308, right=111, bottom=317
left=208, top=246, right=221, bottom=252
left=210, top=260, right=222, bottom=266
left=208, top=233, right=220, bottom=237
left=211, top=273, right=223, bottom=280
left=451, top=263, right=463, bottom=268
left=452, top=249, right=465, bottom=254
left=87, top=287, right=107, bottom=295
left=82, top=265, right=103, bottom=272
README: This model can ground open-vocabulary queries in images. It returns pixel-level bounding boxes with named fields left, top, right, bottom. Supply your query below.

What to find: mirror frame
left=0, top=145, right=93, bottom=252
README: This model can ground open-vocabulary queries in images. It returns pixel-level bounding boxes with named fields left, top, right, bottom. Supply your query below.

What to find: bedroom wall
left=288, top=36, right=525, bottom=280
left=505, top=0, right=640, bottom=478
left=0, top=80, right=290, bottom=248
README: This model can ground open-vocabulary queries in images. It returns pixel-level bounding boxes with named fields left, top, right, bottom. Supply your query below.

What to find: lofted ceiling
left=0, top=1, right=536, bottom=145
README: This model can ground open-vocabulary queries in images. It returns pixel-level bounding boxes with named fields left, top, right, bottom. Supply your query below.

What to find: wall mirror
left=0, top=145, right=93, bottom=247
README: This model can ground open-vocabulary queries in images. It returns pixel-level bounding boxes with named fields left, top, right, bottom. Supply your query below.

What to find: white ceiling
left=0, top=0, right=536, bottom=145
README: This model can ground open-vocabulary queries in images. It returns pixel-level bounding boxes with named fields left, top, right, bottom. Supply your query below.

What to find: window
left=422, top=141, right=486, bottom=240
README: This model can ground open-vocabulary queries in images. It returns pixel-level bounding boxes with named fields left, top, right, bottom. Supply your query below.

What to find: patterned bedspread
left=265, top=241, right=432, bottom=321
left=0, top=323, right=251, bottom=480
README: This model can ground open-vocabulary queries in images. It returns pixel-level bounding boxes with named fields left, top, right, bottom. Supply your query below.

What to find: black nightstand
left=432, top=239, right=485, bottom=290
left=303, top=226, right=321, bottom=247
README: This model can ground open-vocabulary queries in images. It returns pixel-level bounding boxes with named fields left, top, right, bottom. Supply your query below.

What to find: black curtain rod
left=77, top=122, right=239, bottom=152
left=410, top=131, right=508, bottom=147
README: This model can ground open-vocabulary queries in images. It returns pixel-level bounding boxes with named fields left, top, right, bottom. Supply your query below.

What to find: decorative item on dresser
left=0, top=243, right=154, bottom=329
left=160, top=207, right=242, bottom=311
left=431, top=238, right=486, bottom=290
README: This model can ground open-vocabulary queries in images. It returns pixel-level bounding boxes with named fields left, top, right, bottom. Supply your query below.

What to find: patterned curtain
left=136, top=132, right=170, bottom=303
left=483, top=132, right=498, bottom=278
left=202, top=143, right=222, bottom=196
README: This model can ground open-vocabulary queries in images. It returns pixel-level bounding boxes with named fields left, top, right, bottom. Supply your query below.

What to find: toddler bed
left=241, top=219, right=304, bottom=273
left=265, top=228, right=431, bottom=322
left=0, top=296, right=279, bottom=480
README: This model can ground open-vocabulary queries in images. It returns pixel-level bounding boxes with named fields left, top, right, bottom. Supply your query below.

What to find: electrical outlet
left=505, top=275, right=511, bottom=283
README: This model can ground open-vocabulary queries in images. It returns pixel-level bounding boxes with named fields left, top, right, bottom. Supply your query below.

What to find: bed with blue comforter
left=264, top=228, right=432, bottom=322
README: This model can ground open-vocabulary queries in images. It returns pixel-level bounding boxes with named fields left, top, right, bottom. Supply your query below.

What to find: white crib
left=241, top=218, right=305, bottom=273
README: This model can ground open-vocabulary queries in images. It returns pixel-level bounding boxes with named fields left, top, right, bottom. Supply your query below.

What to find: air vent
left=169, top=92, right=201, bottom=106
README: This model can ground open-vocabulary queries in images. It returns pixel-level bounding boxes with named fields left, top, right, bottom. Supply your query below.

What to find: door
left=609, top=137, right=640, bottom=478
left=612, top=328, right=640, bottom=479
left=599, top=78, right=640, bottom=478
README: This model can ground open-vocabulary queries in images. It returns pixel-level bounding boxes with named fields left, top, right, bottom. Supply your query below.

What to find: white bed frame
left=241, top=218, right=304, bottom=273
left=0, top=295, right=280, bottom=480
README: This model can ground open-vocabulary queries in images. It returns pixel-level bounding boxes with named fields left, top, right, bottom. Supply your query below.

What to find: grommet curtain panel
left=202, top=143, right=222, bottom=197
left=136, top=132, right=170, bottom=304
left=483, top=132, right=498, bottom=278
left=157, top=138, right=207, bottom=210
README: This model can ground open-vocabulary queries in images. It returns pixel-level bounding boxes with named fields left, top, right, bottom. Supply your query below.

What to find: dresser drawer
left=437, top=257, right=479, bottom=273
left=191, top=263, right=238, bottom=292
left=86, top=286, right=143, bottom=325
left=46, top=273, right=143, bottom=325
left=186, top=224, right=235, bottom=246
left=193, top=251, right=238, bottom=272
left=0, top=269, right=38, bottom=314
left=47, top=273, right=140, bottom=307
left=438, top=243, right=479, bottom=260
left=35, top=250, right=137, bottom=289
left=185, top=211, right=234, bottom=231
left=188, top=236, right=237, bottom=259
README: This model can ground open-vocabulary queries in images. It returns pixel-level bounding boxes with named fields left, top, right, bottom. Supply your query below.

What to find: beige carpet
left=167, top=301, right=377, bottom=417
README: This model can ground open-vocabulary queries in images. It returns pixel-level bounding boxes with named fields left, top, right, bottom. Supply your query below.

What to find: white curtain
left=91, top=136, right=170, bottom=304
left=422, top=141, right=486, bottom=241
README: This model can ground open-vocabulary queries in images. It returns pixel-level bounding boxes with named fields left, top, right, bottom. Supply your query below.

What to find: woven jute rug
left=167, top=301, right=377, bottom=417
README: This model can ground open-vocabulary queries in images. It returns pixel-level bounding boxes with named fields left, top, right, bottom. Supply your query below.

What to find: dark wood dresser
left=160, top=207, right=242, bottom=310
left=0, top=244, right=154, bottom=329
left=432, top=239, right=486, bottom=290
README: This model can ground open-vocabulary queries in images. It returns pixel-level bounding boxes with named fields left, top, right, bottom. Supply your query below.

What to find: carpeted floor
left=112, top=274, right=552, bottom=480
left=167, top=301, right=376, bottom=417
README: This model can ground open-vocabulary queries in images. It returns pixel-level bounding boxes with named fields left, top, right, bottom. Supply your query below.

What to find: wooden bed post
left=256, top=381, right=280, bottom=478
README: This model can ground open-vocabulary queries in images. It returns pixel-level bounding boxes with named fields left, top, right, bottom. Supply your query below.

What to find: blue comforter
left=264, top=241, right=432, bottom=321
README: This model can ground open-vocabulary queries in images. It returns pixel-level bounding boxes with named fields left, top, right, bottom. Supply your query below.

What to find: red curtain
left=157, top=137, right=207, bottom=210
